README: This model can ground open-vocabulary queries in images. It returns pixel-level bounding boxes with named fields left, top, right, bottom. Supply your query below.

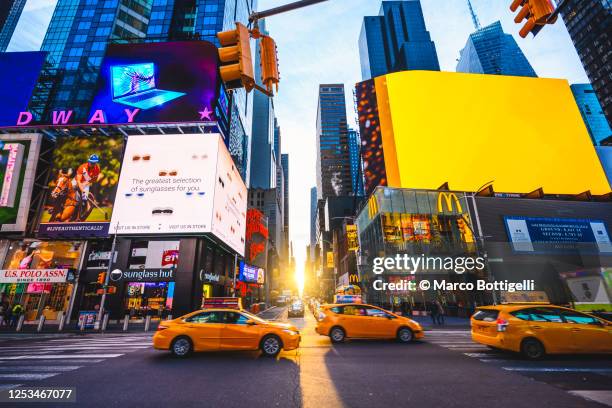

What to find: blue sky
left=10, top=0, right=589, bottom=277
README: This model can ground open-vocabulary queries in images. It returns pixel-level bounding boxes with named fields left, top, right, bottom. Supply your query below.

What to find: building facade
left=571, top=83, right=612, bottom=146
left=316, top=84, right=352, bottom=200
left=556, top=0, right=611, bottom=128
left=359, top=0, right=440, bottom=80
left=348, top=128, right=365, bottom=197
left=0, top=0, right=26, bottom=52
left=456, top=21, right=537, bottom=77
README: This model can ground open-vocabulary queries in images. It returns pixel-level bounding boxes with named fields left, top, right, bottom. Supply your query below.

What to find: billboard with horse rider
left=38, top=135, right=123, bottom=238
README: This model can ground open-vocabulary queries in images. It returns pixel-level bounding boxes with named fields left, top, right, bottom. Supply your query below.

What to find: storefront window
left=0, top=240, right=83, bottom=321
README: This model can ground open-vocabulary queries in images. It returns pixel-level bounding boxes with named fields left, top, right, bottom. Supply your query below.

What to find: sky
left=9, top=0, right=590, bottom=287
left=258, top=0, right=588, bottom=283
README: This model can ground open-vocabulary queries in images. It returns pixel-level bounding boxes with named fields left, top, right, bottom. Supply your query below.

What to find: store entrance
left=124, top=282, right=174, bottom=320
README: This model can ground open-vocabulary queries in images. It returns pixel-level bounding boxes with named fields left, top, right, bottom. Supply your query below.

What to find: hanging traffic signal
left=510, top=0, right=557, bottom=38
left=260, top=35, right=280, bottom=94
left=217, top=22, right=255, bottom=92
left=97, top=272, right=106, bottom=285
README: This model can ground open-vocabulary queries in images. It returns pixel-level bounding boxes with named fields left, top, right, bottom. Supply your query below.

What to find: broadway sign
left=0, top=269, right=68, bottom=283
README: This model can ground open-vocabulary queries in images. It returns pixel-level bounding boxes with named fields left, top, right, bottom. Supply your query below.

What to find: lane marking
left=568, top=390, right=612, bottom=407
left=0, top=354, right=123, bottom=360
left=0, top=366, right=82, bottom=372
left=0, top=373, right=60, bottom=380
left=504, top=367, right=612, bottom=373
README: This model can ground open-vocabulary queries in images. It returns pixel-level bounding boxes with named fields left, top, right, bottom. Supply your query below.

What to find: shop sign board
left=0, top=269, right=68, bottom=283
left=109, top=269, right=175, bottom=282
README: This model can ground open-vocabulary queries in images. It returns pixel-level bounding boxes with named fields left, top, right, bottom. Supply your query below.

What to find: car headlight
left=282, top=329, right=299, bottom=336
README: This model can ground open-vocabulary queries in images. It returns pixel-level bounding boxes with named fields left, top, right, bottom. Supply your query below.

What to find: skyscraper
left=571, top=84, right=612, bottom=146
left=456, top=21, right=537, bottom=77
left=281, top=153, right=289, bottom=262
left=316, top=84, right=353, bottom=200
left=0, top=0, right=27, bottom=52
left=249, top=19, right=276, bottom=189
left=348, top=128, right=365, bottom=197
left=310, top=186, right=317, bottom=259
left=359, top=0, right=440, bottom=81
left=556, top=0, right=611, bottom=127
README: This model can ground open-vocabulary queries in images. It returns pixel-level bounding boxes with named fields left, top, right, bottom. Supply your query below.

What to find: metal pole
left=101, top=312, right=109, bottom=332
left=122, top=314, right=129, bottom=331
left=16, top=315, right=25, bottom=331
left=469, top=194, right=497, bottom=304
left=37, top=315, right=46, bottom=332
left=58, top=311, right=66, bottom=331
left=249, top=0, right=329, bottom=23
left=232, top=253, right=238, bottom=298
left=144, top=315, right=151, bottom=332
left=97, top=224, right=118, bottom=329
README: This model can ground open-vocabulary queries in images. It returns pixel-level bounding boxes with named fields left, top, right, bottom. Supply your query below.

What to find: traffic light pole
left=96, top=224, right=118, bottom=329
left=249, top=0, right=330, bottom=24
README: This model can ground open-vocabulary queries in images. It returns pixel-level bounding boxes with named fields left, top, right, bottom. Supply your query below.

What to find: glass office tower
left=571, top=84, right=612, bottom=146
left=0, top=0, right=26, bottom=51
left=456, top=21, right=537, bottom=77
left=348, top=128, right=365, bottom=197
left=359, top=0, right=440, bottom=80
left=556, top=0, right=611, bottom=128
left=316, top=84, right=353, bottom=200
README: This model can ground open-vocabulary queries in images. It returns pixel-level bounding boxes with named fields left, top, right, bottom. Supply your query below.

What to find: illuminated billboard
left=38, top=135, right=123, bottom=238
left=6, top=42, right=218, bottom=127
left=358, top=71, right=611, bottom=195
left=239, top=261, right=265, bottom=285
left=110, top=134, right=247, bottom=256
left=0, top=134, right=42, bottom=232
left=0, top=52, right=46, bottom=127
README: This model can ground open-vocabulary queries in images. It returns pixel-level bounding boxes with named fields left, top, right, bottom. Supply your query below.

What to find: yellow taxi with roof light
left=315, top=303, right=424, bottom=343
left=153, top=309, right=300, bottom=357
left=471, top=303, right=612, bottom=359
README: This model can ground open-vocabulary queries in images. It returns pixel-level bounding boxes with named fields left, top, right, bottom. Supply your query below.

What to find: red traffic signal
left=510, top=0, right=557, bottom=38
left=97, top=272, right=106, bottom=285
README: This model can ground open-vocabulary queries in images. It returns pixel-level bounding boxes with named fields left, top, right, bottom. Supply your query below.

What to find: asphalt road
left=0, top=307, right=610, bottom=408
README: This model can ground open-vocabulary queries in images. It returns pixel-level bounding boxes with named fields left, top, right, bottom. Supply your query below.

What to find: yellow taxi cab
left=471, top=303, right=612, bottom=359
left=315, top=303, right=424, bottom=343
left=153, top=309, right=300, bottom=357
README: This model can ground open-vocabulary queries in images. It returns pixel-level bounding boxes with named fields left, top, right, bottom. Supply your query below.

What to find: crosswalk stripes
left=0, top=334, right=153, bottom=392
left=425, top=330, right=612, bottom=407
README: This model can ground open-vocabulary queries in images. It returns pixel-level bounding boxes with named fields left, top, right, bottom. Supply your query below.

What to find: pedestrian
left=429, top=301, right=439, bottom=325
left=435, top=300, right=445, bottom=326
left=10, top=303, right=23, bottom=328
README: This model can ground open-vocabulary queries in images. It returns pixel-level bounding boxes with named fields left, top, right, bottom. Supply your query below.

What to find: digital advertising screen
left=88, top=41, right=219, bottom=125
left=38, top=134, right=124, bottom=238
left=110, top=133, right=247, bottom=256
left=0, top=51, right=46, bottom=127
left=0, top=133, right=42, bottom=232
left=239, top=261, right=264, bottom=285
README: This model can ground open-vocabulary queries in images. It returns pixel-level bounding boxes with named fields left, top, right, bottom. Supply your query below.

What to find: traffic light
left=260, top=35, right=280, bottom=94
left=510, top=0, right=557, bottom=38
left=217, top=22, right=255, bottom=92
left=97, top=272, right=106, bottom=285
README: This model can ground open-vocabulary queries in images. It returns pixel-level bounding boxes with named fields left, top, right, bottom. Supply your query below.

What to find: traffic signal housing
left=217, top=22, right=255, bottom=92
left=260, top=35, right=280, bottom=94
left=510, top=0, right=557, bottom=38
left=97, top=272, right=106, bottom=285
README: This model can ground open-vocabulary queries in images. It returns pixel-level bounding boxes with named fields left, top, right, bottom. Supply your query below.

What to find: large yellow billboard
left=373, top=71, right=611, bottom=195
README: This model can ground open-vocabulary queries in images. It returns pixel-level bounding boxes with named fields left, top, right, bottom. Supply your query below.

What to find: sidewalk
left=0, top=306, right=283, bottom=336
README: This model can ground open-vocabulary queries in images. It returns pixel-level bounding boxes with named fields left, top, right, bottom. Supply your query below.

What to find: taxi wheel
left=261, top=335, right=282, bottom=357
left=521, top=338, right=545, bottom=360
left=171, top=336, right=192, bottom=358
left=397, top=327, right=414, bottom=343
left=329, top=326, right=346, bottom=343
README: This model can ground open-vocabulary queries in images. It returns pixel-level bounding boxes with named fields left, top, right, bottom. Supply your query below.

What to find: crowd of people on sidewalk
left=0, top=296, right=24, bottom=328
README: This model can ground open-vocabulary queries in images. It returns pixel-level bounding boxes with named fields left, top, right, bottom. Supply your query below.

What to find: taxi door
left=363, top=307, right=396, bottom=338
left=220, top=311, right=261, bottom=350
left=561, top=311, right=612, bottom=353
left=526, top=308, right=574, bottom=353
left=184, top=311, right=223, bottom=351
left=340, top=305, right=370, bottom=338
